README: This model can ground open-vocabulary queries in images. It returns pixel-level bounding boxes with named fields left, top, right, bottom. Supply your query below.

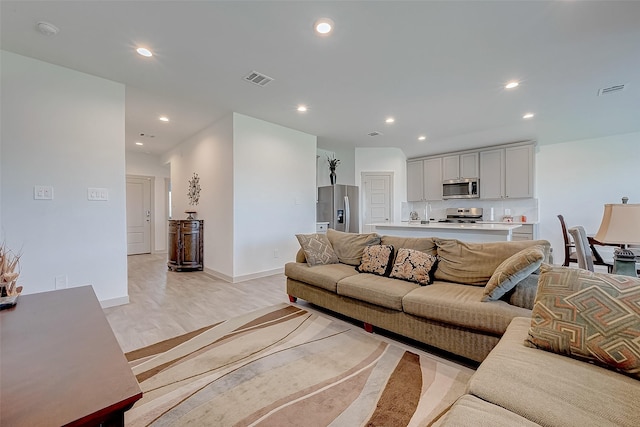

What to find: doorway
left=126, top=175, right=153, bottom=255
left=361, top=172, right=393, bottom=233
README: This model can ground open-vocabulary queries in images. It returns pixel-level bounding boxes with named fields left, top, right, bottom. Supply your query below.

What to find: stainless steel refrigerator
left=317, top=185, right=360, bottom=233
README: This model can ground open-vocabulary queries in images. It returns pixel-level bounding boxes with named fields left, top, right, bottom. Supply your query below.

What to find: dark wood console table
left=168, top=219, right=204, bottom=271
left=0, top=286, right=142, bottom=426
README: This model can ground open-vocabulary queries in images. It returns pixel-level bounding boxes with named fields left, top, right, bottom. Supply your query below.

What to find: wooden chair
left=557, top=215, right=578, bottom=266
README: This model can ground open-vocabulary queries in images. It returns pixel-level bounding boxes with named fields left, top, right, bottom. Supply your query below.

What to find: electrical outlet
left=274, top=249, right=279, bottom=258
left=34, top=185, right=54, bottom=200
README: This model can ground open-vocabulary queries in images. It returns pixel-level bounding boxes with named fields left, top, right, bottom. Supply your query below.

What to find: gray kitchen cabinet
left=407, top=158, right=442, bottom=201
left=480, top=144, right=534, bottom=199
left=407, top=160, right=425, bottom=202
left=423, top=157, right=443, bottom=200
left=443, top=153, right=478, bottom=180
left=505, top=145, right=534, bottom=198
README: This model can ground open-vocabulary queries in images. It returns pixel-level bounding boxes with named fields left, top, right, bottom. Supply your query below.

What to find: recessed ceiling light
left=522, top=113, right=535, bottom=119
left=159, top=116, right=169, bottom=122
left=135, top=142, right=144, bottom=146
left=136, top=47, right=153, bottom=57
left=36, top=21, right=59, bottom=37
left=297, top=105, right=308, bottom=112
left=418, top=136, right=427, bottom=141
left=385, top=117, right=395, bottom=124
left=505, top=81, right=519, bottom=89
left=314, top=18, right=334, bottom=35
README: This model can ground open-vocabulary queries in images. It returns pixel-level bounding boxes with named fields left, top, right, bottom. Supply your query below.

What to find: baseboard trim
left=100, top=295, right=130, bottom=308
left=203, top=267, right=284, bottom=283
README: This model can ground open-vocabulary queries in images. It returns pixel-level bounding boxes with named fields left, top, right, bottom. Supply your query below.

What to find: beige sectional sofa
left=287, top=230, right=640, bottom=426
left=286, top=229, right=549, bottom=362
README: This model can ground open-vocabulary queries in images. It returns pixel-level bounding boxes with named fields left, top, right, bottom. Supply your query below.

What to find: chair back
left=568, top=226, right=594, bottom=271
left=557, top=214, right=574, bottom=266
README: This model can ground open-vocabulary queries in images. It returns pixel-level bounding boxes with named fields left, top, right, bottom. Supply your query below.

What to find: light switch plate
left=88, top=187, right=109, bottom=201
left=34, top=185, right=54, bottom=200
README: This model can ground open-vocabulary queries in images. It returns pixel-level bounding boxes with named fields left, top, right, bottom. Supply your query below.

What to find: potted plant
left=0, top=242, right=22, bottom=309
left=327, top=155, right=340, bottom=185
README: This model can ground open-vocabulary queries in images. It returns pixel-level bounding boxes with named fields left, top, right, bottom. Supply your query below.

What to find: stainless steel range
left=438, top=208, right=483, bottom=223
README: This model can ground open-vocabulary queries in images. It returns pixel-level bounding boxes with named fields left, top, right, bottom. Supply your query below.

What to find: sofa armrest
left=504, top=273, right=539, bottom=310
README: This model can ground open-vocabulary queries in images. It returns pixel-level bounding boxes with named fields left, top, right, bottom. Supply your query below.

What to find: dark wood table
left=1, top=286, right=142, bottom=426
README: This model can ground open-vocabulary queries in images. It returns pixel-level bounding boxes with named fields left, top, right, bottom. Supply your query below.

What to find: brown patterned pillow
left=390, top=248, right=437, bottom=286
left=482, top=245, right=545, bottom=302
left=295, top=233, right=339, bottom=267
left=526, top=264, right=640, bottom=379
left=356, top=245, right=394, bottom=276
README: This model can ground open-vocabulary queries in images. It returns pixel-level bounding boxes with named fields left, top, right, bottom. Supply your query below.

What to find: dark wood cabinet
left=168, top=219, right=203, bottom=271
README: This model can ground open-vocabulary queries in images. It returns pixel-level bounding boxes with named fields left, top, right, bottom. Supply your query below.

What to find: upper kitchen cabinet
left=505, top=144, right=534, bottom=198
left=407, top=160, right=425, bottom=202
left=479, top=143, right=534, bottom=199
left=407, top=158, right=442, bottom=201
left=442, top=153, right=478, bottom=180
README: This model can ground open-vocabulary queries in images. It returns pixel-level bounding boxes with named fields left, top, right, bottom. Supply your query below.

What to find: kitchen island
left=373, top=222, right=522, bottom=242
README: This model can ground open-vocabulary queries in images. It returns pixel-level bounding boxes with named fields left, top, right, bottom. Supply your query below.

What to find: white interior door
left=126, top=176, right=151, bottom=255
left=362, top=172, right=393, bottom=233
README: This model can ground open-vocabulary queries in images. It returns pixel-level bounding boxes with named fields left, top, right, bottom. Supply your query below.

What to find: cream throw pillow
left=326, top=229, right=381, bottom=266
left=482, top=245, right=545, bottom=301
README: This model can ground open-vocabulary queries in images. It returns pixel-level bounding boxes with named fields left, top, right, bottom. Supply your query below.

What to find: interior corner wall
left=125, top=151, right=171, bottom=252
left=233, top=113, right=317, bottom=279
left=355, top=147, right=407, bottom=226
left=536, top=131, right=640, bottom=263
left=0, top=50, right=128, bottom=304
left=163, top=114, right=234, bottom=278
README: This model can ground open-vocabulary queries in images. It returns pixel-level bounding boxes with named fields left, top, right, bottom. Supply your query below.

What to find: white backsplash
left=408, top=198, right=539, bottom=222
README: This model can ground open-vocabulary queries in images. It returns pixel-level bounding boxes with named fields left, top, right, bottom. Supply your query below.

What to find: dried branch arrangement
left=0, top=242, right=22, bottom=297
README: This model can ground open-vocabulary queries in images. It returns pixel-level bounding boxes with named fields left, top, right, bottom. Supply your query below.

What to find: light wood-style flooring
left=104, top=253, right=475, bottom=371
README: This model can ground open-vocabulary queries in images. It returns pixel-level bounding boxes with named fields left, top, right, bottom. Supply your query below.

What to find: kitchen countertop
left=372, top=222, right=522, bottom=242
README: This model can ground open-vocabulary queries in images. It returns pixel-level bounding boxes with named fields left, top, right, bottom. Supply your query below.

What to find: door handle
left=146, top=210, right=151, bottom=222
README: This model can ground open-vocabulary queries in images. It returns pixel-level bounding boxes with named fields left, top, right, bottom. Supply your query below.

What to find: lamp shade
left=594, top=203, right=640, bottom=244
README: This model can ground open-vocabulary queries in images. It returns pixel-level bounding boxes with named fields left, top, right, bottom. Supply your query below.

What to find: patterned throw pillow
left=482, top=245, right=545, bottom=302
left=356, top=245, right=395, bottom=276
left=389, top=248, right=437, bottom=286
left=526, top=264, right=640, bottom=379
left=295, top=234, right=339, bottom=267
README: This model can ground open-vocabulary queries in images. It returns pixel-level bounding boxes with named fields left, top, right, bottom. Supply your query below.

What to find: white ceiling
left=2, top=1, right=639, bottom=158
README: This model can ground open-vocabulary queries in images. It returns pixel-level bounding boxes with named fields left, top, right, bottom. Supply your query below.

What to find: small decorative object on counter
left=327, top=155, right=340, bottom=185
left=521, top=215, right=527, bottom=222
left=0, top=242, right=23, bottom=310
left=503, top=215, right=514, bottom=223
left=186, top=172, right=201, bottom=219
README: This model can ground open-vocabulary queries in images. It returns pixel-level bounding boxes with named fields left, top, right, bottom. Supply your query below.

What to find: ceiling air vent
left=244, top=70, right=274, bottom=87
left=598, top=84, right=626, bottom=96
left=367, top=131, right=383, bottom=137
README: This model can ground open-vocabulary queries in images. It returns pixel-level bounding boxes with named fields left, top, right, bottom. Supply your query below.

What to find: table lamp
left=594, top=198, right=640, bottom=277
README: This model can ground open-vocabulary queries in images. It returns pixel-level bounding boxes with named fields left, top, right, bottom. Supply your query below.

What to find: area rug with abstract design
left=125, top=303, right=472, bottom=426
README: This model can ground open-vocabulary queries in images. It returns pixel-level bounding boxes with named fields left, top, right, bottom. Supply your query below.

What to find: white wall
left=536, top=131, right=640, bottom=263
left=355, top=147, right=407, bottom=227
left=125, top=151, right=170, bottom=252
left=1, top=51, right=128, bottom=305
left=163, top=114, right=235, bottom=278
left=233, top=113, right=317, bottom=279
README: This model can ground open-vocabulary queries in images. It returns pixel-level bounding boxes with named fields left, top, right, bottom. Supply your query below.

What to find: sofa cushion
left=356, top=244, right=394, bottom=276
left=337, top=273, right=420, bottom=310
left=434, top=395, right=541, bottom=427
left=402, top=282, right=531, bottom=335
left=380, top=236, right=437, bottom=256
left=482, top=245, right=545, bottom=302
left=295, top=233, right=339, bottom=266
left=468, top=317, right=640, bottom=427
left=326, top=229, right=381, bottom=266
left=526, top=264, right=640, bottom=379
left=434, top=239, right=551, bottom=286
left=389, top=248, right=437, bottom=286
left=284, top=262, right=358, bottom=293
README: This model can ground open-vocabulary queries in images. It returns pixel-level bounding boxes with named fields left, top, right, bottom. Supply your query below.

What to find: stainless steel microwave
left=442, top=178, right=479, bottom=199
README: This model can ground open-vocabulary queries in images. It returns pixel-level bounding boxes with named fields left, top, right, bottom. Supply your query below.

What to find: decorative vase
left=329, top=168, right=336, bottom=185
left=185, top=210, right=197, bottom=220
